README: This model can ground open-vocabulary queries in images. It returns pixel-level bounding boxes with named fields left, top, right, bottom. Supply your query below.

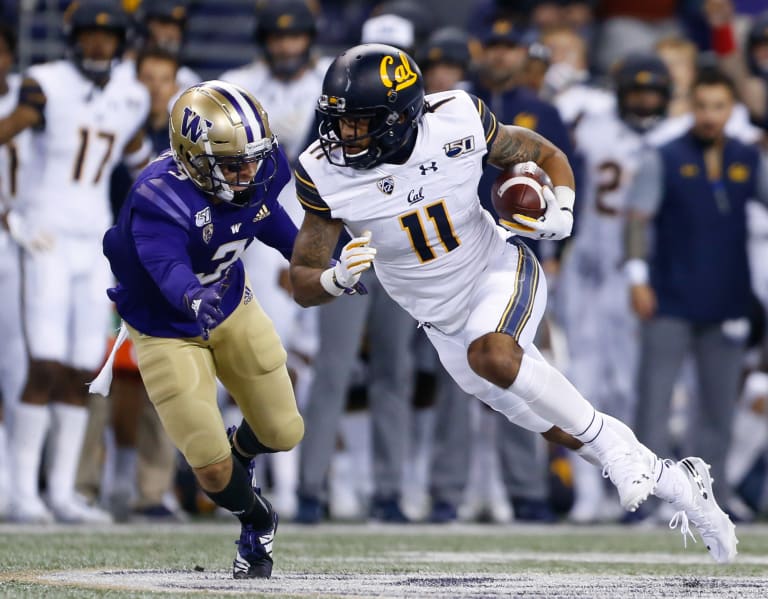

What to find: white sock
left=510, top=352, right=601, bottom=439
left=113, top=446, right=137, bottom=495
left=47, top=403, right=89, bottom=506
left=0, top=423, right=8, bottom=509
left=11, top=403, right=50, bottom=501
left=652, top=458, right=691, bottom=506
left=601, top=413, right=689, bottom=505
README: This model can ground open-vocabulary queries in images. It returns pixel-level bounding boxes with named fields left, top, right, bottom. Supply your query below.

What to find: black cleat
left=233, top=509, right=278, bottom=579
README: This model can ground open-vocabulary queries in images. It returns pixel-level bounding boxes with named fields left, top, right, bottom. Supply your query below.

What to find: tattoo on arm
left=487, top=125, right=548, bottom=170
left=291, top=213, right=342, bottom=268
left=290, top=213, right=344, bottom=306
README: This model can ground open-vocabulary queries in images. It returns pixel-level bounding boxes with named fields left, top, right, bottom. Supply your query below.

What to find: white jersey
left=25, top=60, right=149, bottom=236
left=221, top=57, right=332, bottom=162
left=297, top=89, right=508, bottom=334
left=0, top=74, right=32, bottom=244
left=553, top=83, right=615, bottom=128
left=570, top=108, right=670, bottom=267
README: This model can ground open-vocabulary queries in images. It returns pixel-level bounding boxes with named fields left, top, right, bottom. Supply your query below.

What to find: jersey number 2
left=399, top=200, right=460, bottom=263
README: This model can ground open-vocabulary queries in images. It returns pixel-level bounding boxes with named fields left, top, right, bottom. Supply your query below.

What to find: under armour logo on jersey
left=419, top=162, right=438, bottom=175
left=252, top=204, right=271, bottom=222
left=231, top=223, right=242, bottom=234
left=181, top=106, right=213, bottom=143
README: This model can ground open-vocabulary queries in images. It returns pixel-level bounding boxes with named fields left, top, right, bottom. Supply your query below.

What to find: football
left=490, top=162, right=553, bottom=230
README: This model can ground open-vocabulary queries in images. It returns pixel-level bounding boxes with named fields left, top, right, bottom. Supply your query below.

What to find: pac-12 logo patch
left=443, top=135, right=475, bottom=157
left=377, top=176, right=395, bottom=195
left=202, top=224, right=214, bottom=244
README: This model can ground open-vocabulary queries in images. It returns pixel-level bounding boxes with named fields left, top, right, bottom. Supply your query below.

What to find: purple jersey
left=104, top=149, right=297, bottom=337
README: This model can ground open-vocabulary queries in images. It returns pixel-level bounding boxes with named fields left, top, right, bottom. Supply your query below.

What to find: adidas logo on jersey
left=252, top=205, right=271, bottom=222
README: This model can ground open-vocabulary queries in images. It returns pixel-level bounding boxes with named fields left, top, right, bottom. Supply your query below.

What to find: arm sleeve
left=466, top=93, right=500, bottom=149
left=255, top=202, right=298, bottom=261
left=18, top=77, right=46, bottom=129
left=626, top=149, right=664, bottom=216
left=130, top=189, right=201, bottom=311
left=294, top=159, right=333, bottom=217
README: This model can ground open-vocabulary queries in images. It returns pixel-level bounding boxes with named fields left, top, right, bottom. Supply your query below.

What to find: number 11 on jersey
left=399, top=200, right=460, bottom=263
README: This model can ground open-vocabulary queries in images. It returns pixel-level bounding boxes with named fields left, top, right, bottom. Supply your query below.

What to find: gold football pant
left=126, top=286, right=303, bottom=469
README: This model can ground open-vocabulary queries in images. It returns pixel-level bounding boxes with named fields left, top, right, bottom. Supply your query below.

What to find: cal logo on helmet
left=379, top=52, right=418, bottom=92
left=181, top=107, right=213, bottom=143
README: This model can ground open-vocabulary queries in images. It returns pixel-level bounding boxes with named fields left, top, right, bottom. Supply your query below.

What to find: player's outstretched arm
left=487, top=125, right=575, bottom=190
left=0, top=104, right=40, bottom=146
left=290, top=212, right=345, bottom=307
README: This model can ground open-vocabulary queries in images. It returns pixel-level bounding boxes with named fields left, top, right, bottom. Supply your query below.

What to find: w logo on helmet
left=181, top=106, right=213, bottom=143
left=379, top=52, right=418, bottom=92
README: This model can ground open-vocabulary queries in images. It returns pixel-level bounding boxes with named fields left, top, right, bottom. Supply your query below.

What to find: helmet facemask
left=317, top=95, right=420, bottom=169
left=182, top=120, right=279, bottom=207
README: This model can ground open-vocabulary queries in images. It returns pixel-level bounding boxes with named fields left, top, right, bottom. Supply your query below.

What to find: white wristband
left=624, top=258, right=649, bottom=285
left=320, top=267, right=345, bottom=296
left=554, top=186, right=575, bottom=212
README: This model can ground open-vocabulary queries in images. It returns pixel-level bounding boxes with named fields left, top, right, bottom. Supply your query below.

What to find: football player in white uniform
left=289, top=44, right=738, bottom=562
left=556, top=55, right=674, bottom=523
left=0, top=1, right=150, bottom=523
left=0, top=23, right=34, bottom=519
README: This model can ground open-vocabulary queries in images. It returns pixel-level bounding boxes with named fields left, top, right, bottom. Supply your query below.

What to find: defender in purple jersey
left=102, top=81, right=304, bottom=579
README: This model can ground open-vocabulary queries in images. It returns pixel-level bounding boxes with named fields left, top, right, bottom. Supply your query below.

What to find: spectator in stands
left=655, top=35, right=697, bottom=118
left=131, top=0, right=199, bottom=89
left=592, top=0, right=683, bottom=74
left=136, top=48, right=180, bottom=151
left=705, top=0, right=768, bottom=131
left=625, top=68, right=768, bottom=511
left=539, top=25, right=614, bottom=126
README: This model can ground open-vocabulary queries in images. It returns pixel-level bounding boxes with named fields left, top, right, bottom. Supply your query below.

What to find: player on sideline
left=96, top=81, right=304, bottom=579
left=289, top=44, right=738, bottom=563
left=0, top=0, right=149, bottom=524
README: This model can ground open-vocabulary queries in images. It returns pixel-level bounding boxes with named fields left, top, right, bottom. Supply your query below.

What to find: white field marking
left=2, top=521, right=768, bottom=537
left=30, top=570, right=768, bottom=598
left=386, top=551, right=768, bottom=566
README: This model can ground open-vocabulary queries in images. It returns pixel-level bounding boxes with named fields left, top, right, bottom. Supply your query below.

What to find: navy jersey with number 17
left=103, top=149, right=297, bottom=338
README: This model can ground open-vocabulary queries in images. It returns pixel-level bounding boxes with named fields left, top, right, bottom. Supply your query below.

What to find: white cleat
left=602, top=449, right=655, bottom=512
left=668, top=457, right=738, bottom=564
left=50, top=497, right=114, bottom=524
left=9, top=497, right=55, bottom=524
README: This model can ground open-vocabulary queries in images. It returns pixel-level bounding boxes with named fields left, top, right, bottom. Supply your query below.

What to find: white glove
left=512, top=186, right=574, bottom=241
left=320, top=230, right=376, bottom=296
left=6, top=211, right=55, bottom=253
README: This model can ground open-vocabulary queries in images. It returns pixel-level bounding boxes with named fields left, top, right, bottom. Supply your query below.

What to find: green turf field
left=1, top=521, right=767, bottom=597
